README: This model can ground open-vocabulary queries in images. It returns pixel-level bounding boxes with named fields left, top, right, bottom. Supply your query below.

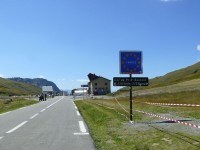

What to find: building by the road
left=88, top=73, right=111, bottom=95
left=42, top=86, right=54, bottom=95
left=72, top=88, right=88, bottom=96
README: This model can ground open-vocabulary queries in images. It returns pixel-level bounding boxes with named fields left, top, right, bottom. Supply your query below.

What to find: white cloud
left=197, top=45, right=200, bottom=51
left=77, top=79, right=89, bottom=83
left=0, top=74, right=4, bottom=78
left=39, top=75, right=45, bottom=79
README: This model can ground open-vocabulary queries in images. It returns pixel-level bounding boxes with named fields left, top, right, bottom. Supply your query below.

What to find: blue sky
left=0, top=0, right=200, bottom=91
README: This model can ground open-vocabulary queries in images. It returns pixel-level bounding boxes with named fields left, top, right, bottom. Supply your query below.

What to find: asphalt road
left=0, top=96, right=96, bottom=150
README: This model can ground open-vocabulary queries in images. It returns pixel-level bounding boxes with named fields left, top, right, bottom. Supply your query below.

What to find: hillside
left=117, top=62, right=200, bottom=94
left=0, top=77, right=41, bottom=96
left=8, top=78, right=61, bottom=92
left=150, top=62, right=200, bottom=87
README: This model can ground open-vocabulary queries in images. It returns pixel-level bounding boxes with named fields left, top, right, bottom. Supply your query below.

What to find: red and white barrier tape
left=114, top=98, right=129, bottom=113
left=135, top=110, right=200, bottom=129
left=145, top=102, right=200, bottom=107
left=92, top=98, right=200, bottom=129
left=115, top=98, right=200, bottom=129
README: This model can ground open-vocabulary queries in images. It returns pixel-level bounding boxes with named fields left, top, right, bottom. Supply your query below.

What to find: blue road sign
left=81, top=85, right=88, bottom=87
left=120, top=51, right=143, bottom=74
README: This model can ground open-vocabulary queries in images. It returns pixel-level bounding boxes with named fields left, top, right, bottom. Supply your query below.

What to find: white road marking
left=46, top=104, right=54, bottom=109
left=74, top=133, right=89, bottom=135
left=74, top=121, right=89, bottom=135
left=6, top=121, right=28, bottom=134
left=79, top=121, right=86, bottom=133
left=40, top=109, right=46, bottom=112
left=46, top=97, right=64, bottom=109
left=30, top=113, right=39, bottom=119
left=46, top=98, right=63, bottom=109
left=75, top=106, right=77, bottom=109
left=0, top=136, right=3, bottom=140
left=76, top=111, right=80, bottom=116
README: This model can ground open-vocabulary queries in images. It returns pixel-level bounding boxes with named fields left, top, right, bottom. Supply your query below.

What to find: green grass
left=134, top=90, right=200, bottom=104
left=76, top=99, right=200, bottom=150
left=132, top=91, right=200, bottom=119
left=74, top=62, right=200, bottom=149
left=113, top=91, right=200, bottom=119
left=0, top=77, right=41, bottom=96
left=116, top=62, right=200, bottom=94
left=0, top=98, right=39, bottom=114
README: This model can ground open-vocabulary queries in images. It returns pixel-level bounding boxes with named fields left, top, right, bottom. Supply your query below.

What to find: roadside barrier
left=89, top=98, right=200, bottom=129
left=144, top=102, right=200, bottom=107
left=114, top=98, right=129, bottom=113
left=135, top=110, right=200, bottom=129
left=114, top=98, right=200, bottom=129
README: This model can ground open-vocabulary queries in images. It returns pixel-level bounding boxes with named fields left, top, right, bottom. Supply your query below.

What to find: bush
left=3, top=99, right=12, bottom=104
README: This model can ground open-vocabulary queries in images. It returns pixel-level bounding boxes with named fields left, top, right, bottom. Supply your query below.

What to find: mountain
left=118, top=62, right=200, bottom=92
left=0, top=77, right=41, bottom=96
left=8, top=78, right=61, bottom=93
left=149, top=62, right=200, bottom=88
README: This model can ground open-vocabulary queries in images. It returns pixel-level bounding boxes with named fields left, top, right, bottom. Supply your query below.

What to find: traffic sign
left=81, top=85, right=88, bottom=87
left=113, top=77, right=149, bottom=86
left=120, top=51, right=143, bottom=74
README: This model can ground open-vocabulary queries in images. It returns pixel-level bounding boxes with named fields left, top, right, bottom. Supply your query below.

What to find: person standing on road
left=44, top=94, right=47, bottom=101
left=39, top=93, right=44, bottom=101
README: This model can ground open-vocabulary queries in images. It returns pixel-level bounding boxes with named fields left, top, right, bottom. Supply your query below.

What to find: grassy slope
left=150, top=62, right=200, bottom=87
left=0, top=98, right=39, bottom=114
left=0, top=77, right=41, bottom=95
left=76, top=100, right=200, bottom=150
left=75, top=62, right=200, bottom=149
left=117, top=62, right=200, bottom=94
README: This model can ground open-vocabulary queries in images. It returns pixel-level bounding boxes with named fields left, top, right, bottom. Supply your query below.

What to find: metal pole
left=130, top=74, right=133, bottom=122
left=83, top=87, right=84, bottom=100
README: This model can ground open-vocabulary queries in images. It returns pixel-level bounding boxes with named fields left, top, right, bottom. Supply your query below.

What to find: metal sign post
left=113, top=75, right=149, bottom=121
left=114, top=50, right=146, bottom=122
left=120, top=51, right=143, bottom=122
left=129, top=74, right=133, bottom=121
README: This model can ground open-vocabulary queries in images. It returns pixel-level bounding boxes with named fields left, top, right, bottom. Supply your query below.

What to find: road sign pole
left=116, top=51, right=146, bottom=123
left=130, top=74, right=133, bottom=122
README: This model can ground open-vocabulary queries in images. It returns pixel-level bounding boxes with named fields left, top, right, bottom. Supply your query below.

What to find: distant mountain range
left=8, top=78, right=61, bottom=93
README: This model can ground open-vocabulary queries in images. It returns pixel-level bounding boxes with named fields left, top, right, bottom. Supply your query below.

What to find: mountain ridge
left=150, top=62, right=200, bottom=87
left=8, top=78, right=61, bottom=93
left=0, top=77, right=41, bottom=95
left=117, top=61, right=200, bottom=93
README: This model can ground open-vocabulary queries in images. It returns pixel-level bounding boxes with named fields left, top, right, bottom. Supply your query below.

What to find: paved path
left=0, top=96, right=96, bottom=150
